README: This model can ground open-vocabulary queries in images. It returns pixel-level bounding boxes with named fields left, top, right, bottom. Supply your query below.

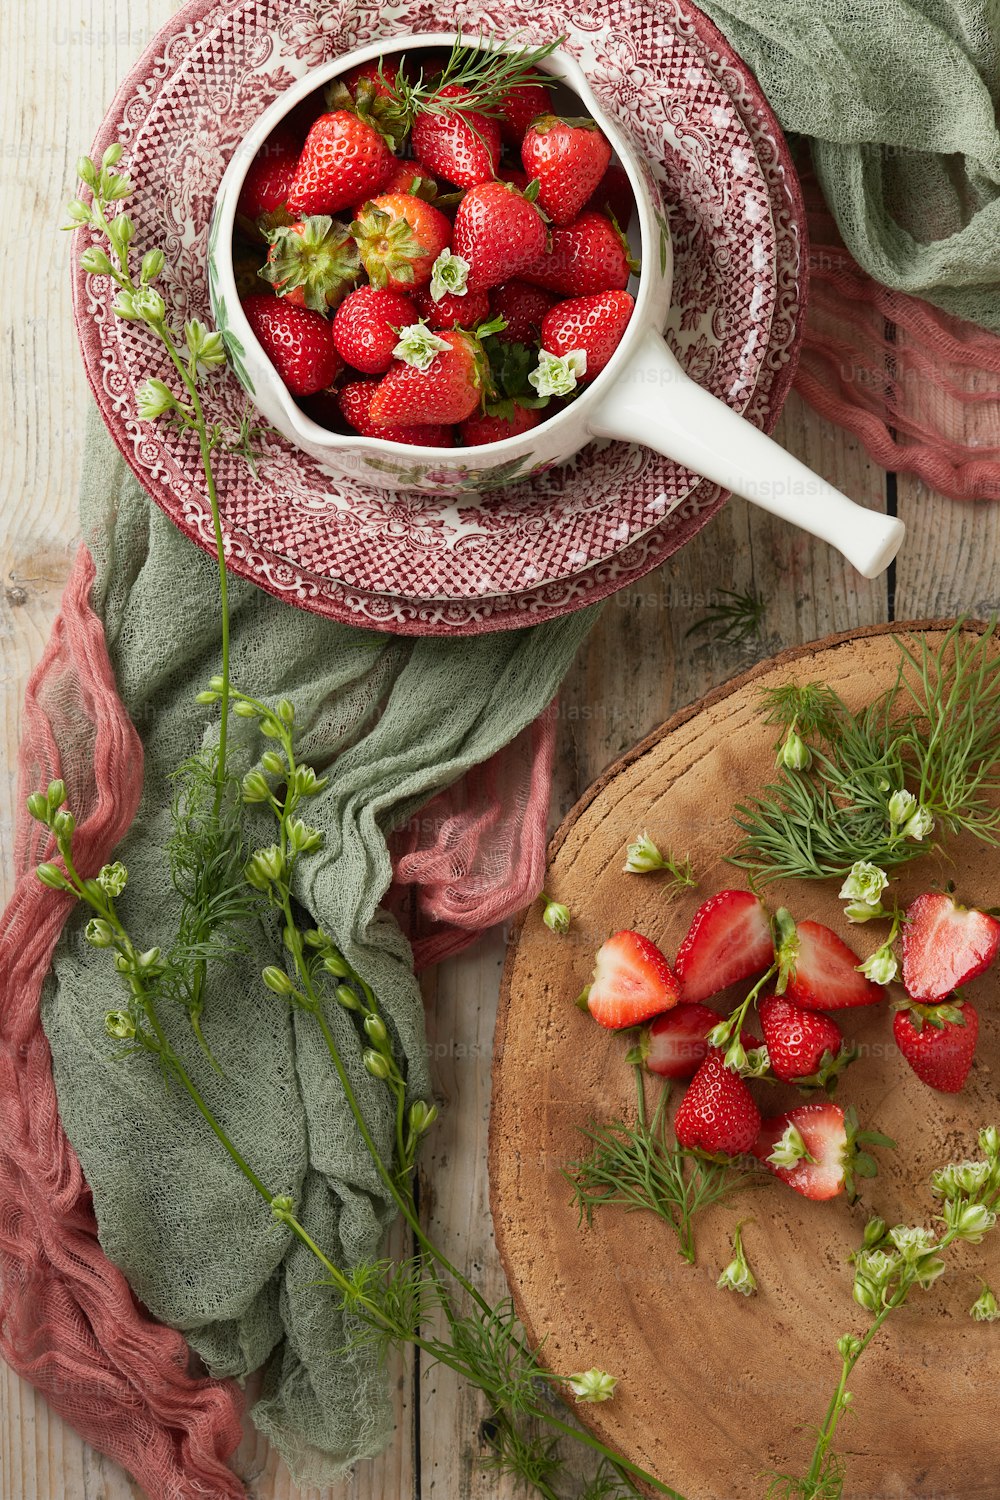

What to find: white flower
left=136, top=377, right=176, bottom=419
left=767, top=1123, right=813, bottom=1169
left=623, top=831, right=667, bottom=874
left=567, top=1368, right=617, bottom=1403
left=393, top=322, right=450, bottom=371
left=717, top=1224, right=756, bottom=1297
left=529, top=347, right=587, bottom=398
left=429, top=247, right=471, bottom=303
left=859, top=945, right=898, bottom=986
left=887, top=1224, right=936, bottom=1261
left=901, top=804, right=935, bottom=842
left=839, top=861, right=888, bottom=912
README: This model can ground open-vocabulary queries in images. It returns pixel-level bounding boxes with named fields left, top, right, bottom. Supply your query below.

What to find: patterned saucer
left=74, top=0, right=806, bottom=636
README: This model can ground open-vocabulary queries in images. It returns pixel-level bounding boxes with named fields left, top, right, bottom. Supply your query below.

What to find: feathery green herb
left=732, top=619, right=1000, bottom=882
left=687, top=588, right=768, bottom=649
left=566, top=1060, right=755, bottom=1264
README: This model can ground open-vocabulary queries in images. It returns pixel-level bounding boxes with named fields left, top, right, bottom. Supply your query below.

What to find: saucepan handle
left=588, top=328, right=904, bottom=579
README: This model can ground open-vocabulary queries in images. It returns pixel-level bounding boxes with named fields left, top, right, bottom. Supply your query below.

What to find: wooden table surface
left=1, top=3, right=997, bottom=1498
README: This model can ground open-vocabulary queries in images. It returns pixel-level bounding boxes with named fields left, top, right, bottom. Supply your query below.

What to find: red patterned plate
left=74, top=0, right=806, bottom=635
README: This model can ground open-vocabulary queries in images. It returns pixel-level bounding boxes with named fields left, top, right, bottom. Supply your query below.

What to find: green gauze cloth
left=41, top=411, right=596, bottom=1485
left=698, top=0, right=1000, bottom=329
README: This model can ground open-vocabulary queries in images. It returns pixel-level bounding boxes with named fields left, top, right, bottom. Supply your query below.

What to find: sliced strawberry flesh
left=644, top=1002, right=720, bottom=1079
left=752, top=1102, right=847, bottom=1200
left=901, top=893, right=1000, bottom=1002
left=585, top=930, right=680, bottom=1030
left=783, top=920, right=885, bottom=1010
left=674, top=890, right=774, bottom=1004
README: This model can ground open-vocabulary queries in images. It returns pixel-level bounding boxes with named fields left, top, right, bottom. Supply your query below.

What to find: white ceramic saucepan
left=210, top=31, right=904, bottom=580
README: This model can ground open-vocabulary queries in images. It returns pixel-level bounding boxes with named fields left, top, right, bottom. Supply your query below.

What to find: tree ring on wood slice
left=490, top=619, right=1000, bottom=1499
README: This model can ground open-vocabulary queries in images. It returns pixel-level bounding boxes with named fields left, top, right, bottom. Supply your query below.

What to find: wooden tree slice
left=491, top=622, right=1000, bottom=1500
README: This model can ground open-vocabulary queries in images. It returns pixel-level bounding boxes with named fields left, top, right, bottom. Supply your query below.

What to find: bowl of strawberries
left=210, top=29, right=903, bottom=578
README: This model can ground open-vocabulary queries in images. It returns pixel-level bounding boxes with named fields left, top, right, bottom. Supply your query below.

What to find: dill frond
left=686, top=588, right=768, bottom=648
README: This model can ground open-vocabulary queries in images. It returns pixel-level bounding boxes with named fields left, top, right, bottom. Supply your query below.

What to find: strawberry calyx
left=773, top=907, right=799, bottom=994
left=529, top=112, right=603, bottom=135
left=607, top=210, right=640, bottom=277
left=891, top=994, right=968, bottom=1032
left=842, top=1105, right=896, bottom=1203
left=260, top=216, right=360, bottom=313
left=795, top=1042, right=859, bottom=1094
left=325, top=76, right=411, bottom=151
left=351, top=202, right=428, bottom=289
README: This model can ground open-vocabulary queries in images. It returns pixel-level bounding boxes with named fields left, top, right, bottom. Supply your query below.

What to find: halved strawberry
left=776, top=912, right=885, bottom=1010
left=751, top=1102, right=892, bottom=1201
left=673, top=890, right=774, bottom=1004
left=579, top=930, right=680, bottom=1030
left=674, top=1049, right=760, bottom=1155
left=758, top=993, right=851, bottom=1089
left=639, top=1002, right=720, bottom=1079
left=893, top=998, right=979, bottom=1092
left=901, top=892, right=1000, bottom=1002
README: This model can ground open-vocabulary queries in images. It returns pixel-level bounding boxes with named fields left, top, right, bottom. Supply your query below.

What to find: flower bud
left=241, top=770, right=271, bottom=804
left=140, top=247, right=164, bottom=282
left=970, top=1285, right=1000, bottom=1322
left=136, top=377, right=176, bottom=420
left=270, top=1194, right=294, bottom=1220
left=778, top=728, right=812, bottom=772
left=52, top=810, right=76, bottom=842
left=541, top=898, right=570, bottom=935
left=36, top=863, right=70, bottom=891
left=335, top=983, right=360, bottom=1010
left=113, top=292, right=139, bottom=321
left=105, top=1009, right=136, bottom=1040
left=364, top=1049, right=392, bottom=1080
left=888, top=788, right=916, bottom=828
left=102, top=143, right=124, bottom=168
left=948, top=1201, right=996, bottom=1243
left=262, top=965, right=295, bottom=997
left=136, top=947, right=162, bottom=972
left=980, top=1127, right=1000, bottom=1160
left=859, top=945, right=898, bottom=986
left=76, top=155, right=98, bottom=187
left=261, top=750, right=286, bottom=775
left=322, top=952, right=350, bottom=978
left=278, top=698, right=295, bottom=725
left=852, top=1276, right=878, bottom=1312
left=566, top=1368, right=617, bottom=1404
left=245, top=845, right=285, bottom=890
left=65, top=197, right=92, bottom=224
left=287, top=818, right=323, bottom=854
left=26, top=792, right=49, bottom=823
left=46, top=779, right=66, bottom=810
left=364, top=1014, right=388, bottom=1048
left=195, top=690, right=219, bottom=705
left=85, top=918, right=115, bottom=948
left=80, top=246, right=113, bottom=276
left=836, top=1333, right=862, bottom=1361
left=132, top=287, right=166, bottom=324
left=862, top=1216, right=887, bottom=1248
left=716, top=1224, right=756, bottom=1297
left=409, top=1100, right=438, bottom=1136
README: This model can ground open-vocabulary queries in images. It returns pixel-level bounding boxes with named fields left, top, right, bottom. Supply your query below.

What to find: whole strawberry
left=236, top=126, right=299, bottom=235
left=893, top=999, right=979, bottom=1093
left=412, top=84, right=501, bottom=188
left=490, top=280, right=557, bottom=344
left=287, top=110, right=395, bottom=216
left=453, top=181, right=548, bottom=292
left=369, top=328, right=490, bottom=427
left=673, top=1049, right=761, bottom=1156
left=259, top=216, right=360, bottom=313
left=498, top=82, right=552, bottom=146
left=519, top=211, right=636, bottom=296
left=414, top=285, right=491, bottom=331
left=242, top=292, right=341, bottom=397
left=586, top=163, right=634, bottom=227
left=758, top=993, right=850, bottom=1089
left=351, top=192, right=452, bottom=292
left=331, top=286, right=418, bottom=374
left=522, top=115, right=612, bottom=225
left=336, top=378, right=453, bottom=447
left=540, top=291, right=634, bottom=380
left=460, top=404, right=542, bottom=445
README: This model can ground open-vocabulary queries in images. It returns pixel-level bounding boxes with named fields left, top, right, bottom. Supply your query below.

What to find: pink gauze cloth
left=795, top=170, right=1000, bottom=501
left=0, top=541, right=555, bottom=1498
